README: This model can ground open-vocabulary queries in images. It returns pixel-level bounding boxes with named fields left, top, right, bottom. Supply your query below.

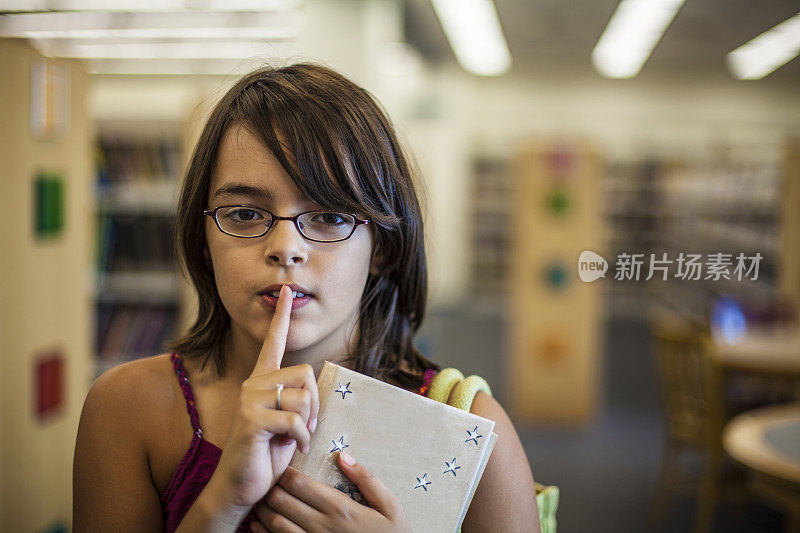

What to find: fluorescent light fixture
left=591, top=0, right=685, bottom=79
left=0, top=0, right=303, bottom=11
left=727, top=12, right=800, bottom=80
left=34, top=40, right=292, bottom=58
left=0, top=26, right=299, bottom=39
left=0, top=11, right=304, bottom=39
left=84, top=58, right=286, bottom=75
left=430, top=0, right=511, bottom=76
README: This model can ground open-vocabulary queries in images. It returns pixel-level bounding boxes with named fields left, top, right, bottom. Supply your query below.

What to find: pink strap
left=170, top=352, right=203, bottom=439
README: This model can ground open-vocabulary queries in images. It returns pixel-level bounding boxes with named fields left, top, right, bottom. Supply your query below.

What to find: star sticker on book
left=414, top=473, right=432, bottom=492
left=465, top=426, right=483, bottom=445
left=335, top=382, right=352, bottom=399
left=443, top=458, right=461, bottom=477
left=330, top=436, right=349, bottom=453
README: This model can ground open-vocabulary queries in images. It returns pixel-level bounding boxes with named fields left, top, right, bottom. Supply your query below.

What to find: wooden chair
left=650, top=316, right=748, bottom=532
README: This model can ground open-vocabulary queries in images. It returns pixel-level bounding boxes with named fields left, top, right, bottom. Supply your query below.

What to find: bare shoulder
left=92, top=353, right=176, bottom=404
left=87, top=354, right=180, bottom=429
left=73, top=353, right=176, bottom=532
left=469, top=390, right=512, bottom=426
left=463, top=391, right=541, bottom=533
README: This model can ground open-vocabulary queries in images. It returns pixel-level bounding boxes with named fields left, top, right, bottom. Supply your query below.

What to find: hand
left=208, top=285, right=320, bottom=515
left=251, top=452, right=412, bottom=533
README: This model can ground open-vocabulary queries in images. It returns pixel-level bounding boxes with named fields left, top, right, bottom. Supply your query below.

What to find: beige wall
left=464, top=69, right=800, bottom=162
left=0, top=40, right=93, bottom=531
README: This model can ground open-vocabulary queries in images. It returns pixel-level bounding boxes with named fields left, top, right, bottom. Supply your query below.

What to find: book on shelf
left=97, top=137, right=180, bottom=184
left=95, top=214, right=175, bottom=272
left=289, top=362, right=498, bottom=533
left=96, top=305, right=175, bottom=361
left=95, top=212, right=115, bottom=272
left=93, top=132, right=183, bottom=374
left=133, top=309, right=165, bottom=355
left=99, top=306, right=134, bottom=358
left=121, top=308, right=149, bottom=357
left=94, top=304, right=114, bottom=352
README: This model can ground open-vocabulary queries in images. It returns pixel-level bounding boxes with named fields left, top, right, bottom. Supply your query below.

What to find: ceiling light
left=33, top=40, right=292, bottom=59
left=727, top=12, right=800, bottom=80
left=84, top=58, right=278, bottom=75
left=0, top=0, right=303, bottom=11
left=2, top=27, right=299, bottom=39
left=0, top=11, right=304, bottom=39
left=430, top=0, right=511, bottom=76
left=591, top=0, right=686, bottom=79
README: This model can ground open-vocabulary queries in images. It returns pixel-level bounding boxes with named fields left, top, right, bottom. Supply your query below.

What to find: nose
left=264, top=218, right=308, bottom=266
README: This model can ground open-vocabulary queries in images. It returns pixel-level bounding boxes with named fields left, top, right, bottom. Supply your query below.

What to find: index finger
left=277, top=466, right=361, bottom=515
left=252, top=284, right=292, bottom=376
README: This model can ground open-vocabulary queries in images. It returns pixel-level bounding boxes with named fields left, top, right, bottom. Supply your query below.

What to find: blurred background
left=1, top=0, right=800, bottom=531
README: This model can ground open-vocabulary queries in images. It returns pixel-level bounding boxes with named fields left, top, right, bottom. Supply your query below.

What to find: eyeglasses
left=203, top=205, right=370, bottom=242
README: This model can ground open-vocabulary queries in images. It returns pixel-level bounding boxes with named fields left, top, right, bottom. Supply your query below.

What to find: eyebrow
left=212, top=183, right=274, bottom=201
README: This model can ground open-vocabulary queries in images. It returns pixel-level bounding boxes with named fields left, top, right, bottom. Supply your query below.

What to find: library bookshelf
left=92, top=120, right=184, bottom=379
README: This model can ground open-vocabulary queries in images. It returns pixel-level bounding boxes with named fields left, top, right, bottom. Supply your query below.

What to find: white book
left=289, top=361, right=498, bottom=533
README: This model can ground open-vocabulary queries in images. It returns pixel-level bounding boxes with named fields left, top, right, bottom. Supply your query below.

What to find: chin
left=283, top=329, right=320, bottom=353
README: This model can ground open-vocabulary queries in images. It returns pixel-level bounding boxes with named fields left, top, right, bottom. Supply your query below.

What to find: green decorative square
left=34, top=172, right=65, bottom=239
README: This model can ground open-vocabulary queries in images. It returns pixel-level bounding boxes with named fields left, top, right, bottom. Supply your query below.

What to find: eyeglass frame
left=203, top=204, right=370, bottom=243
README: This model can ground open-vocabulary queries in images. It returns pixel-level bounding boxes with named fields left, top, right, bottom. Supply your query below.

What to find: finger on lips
left=252, top=284, right=292, bottom=376
left=242, top=282, right=320, bottom=432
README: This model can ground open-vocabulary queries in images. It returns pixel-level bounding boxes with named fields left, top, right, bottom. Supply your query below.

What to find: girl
left=73, top=63, right=540, bottom=532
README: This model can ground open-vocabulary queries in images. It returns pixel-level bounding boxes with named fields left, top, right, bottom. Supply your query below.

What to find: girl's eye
left=225, top=208, right=264, bottom=223
left=313, top=212, right=347, bottom=225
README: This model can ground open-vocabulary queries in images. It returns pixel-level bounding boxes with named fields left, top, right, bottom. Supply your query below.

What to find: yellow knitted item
left=426, top=367, right=465, bottom=404
left=535, top=483, right=559, bottom=533
left=448, top=375, right=492, bottom=411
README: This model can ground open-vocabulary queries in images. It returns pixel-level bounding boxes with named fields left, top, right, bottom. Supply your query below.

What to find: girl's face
left=205, top=125, right=375, bottom=363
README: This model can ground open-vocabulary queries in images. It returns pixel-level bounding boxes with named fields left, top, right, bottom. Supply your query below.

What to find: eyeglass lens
left=216, top=206, right=356, bottom=241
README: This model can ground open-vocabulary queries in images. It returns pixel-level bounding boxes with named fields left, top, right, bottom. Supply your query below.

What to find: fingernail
left=310, top=416, right=317, bottom=432
left=340, top=451, right=355, bottom=466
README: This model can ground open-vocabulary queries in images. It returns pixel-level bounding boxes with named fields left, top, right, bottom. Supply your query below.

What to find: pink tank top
left=160, top=353, right=257, bottom=532
left=160, top=352, right=437, bottom=532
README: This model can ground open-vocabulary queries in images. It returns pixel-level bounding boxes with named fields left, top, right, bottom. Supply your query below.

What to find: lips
left=258, top=283, right=313, bottom=298
left=259, top=283, right=313, bottom=311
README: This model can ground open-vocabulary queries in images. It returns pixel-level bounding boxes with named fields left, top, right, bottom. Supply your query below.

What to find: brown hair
left=166, top=63, right=439, bottom=389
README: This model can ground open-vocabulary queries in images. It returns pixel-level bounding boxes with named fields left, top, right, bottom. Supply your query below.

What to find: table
left=710, top=328, right=800, bottom=376
left=723, top=402, right=800, bottom=532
